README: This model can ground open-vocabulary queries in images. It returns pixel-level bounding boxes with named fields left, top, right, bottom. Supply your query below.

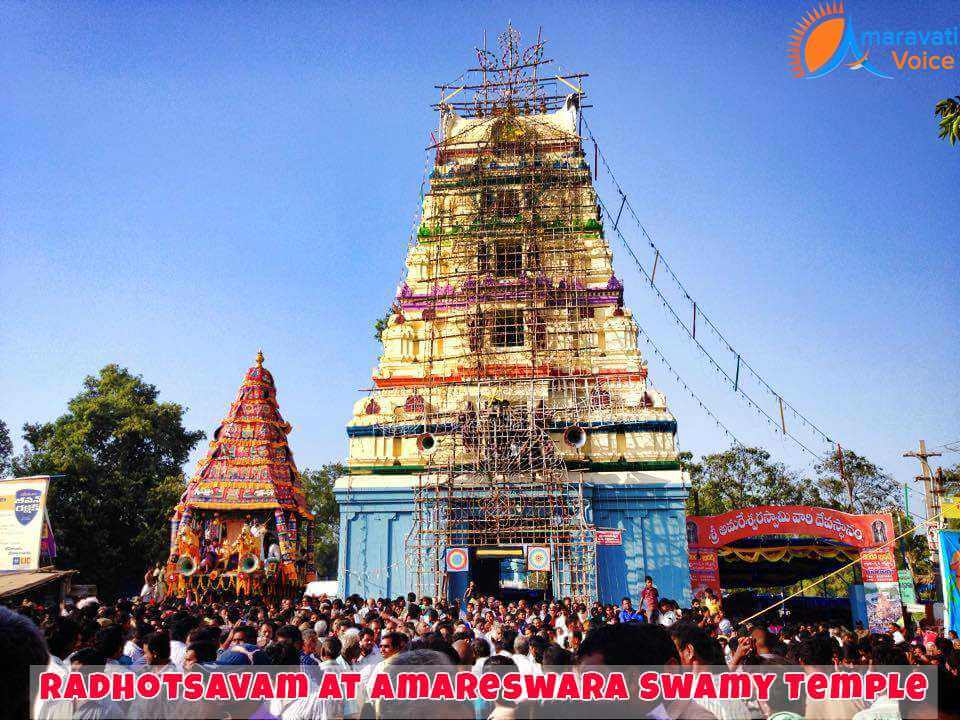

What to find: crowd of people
left=2, top=575, right=959, bottom=719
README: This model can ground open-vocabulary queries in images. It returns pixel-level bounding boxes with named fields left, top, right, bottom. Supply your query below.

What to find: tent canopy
left=716, top=536, right=857, bottom=588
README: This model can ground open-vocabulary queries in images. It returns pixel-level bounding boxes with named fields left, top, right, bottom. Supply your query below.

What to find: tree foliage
left=685, top=446, right=824, bottom=516
left=686, top=444, right=899, bottom=518
left=14, top=365, right=204, bottom=598
left=814, top=448, right=897, bottom=514
left=935, top=95, right=960, bottom=146
left=0, top=419, right=13, bottom=477
left=302, top=463, right=345, bottom=579
left=896, top=510, right=935, bottom=581
left=942, top=463, right=960, bottom=486
left=373, top=307, right=393, bottom=342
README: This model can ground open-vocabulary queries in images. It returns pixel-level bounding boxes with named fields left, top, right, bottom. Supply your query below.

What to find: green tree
left=939, top=463, right=960, bottom=533
left=678, top=451, right=703, bottom=513
left=14, top=365, right=204, bottom=597
left=686, top=446, right=823, bottom=516
left=373, top=307, right=393, bottom=342
left=814, top=448, right=896, bottom=514
left=302, top=463, right=345, bottom=579
left=935, top=95, right=960, bottom=146
left=0, top=419, right=13, bottom=477
left=895, top=511, right=934, bottom=582
left=942, top=462, right=960, bottom=486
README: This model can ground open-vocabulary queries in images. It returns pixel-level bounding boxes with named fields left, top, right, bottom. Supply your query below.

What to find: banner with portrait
left=688, top=548, right=721, bottom=601
left=0, top=476, right=50, bottom=572
left=686, top=506, right=894, bottom=550
left=860, top=545, right=902, bottom=632
left=939, top=530, right=960, bottom=636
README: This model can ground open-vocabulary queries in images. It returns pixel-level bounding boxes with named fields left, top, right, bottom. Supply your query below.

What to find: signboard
left=863, top=581, right=904, bottom=633
left=860, top=546, right=898, bottom=584
left=939, top=530, right=960, bottom=636
left=686, top=506, right=894, bottom=550
left=475, top=546, right=523, bottom=558
left=860, top=545, right=903, bottom=632
left=942, top=496, right=960, bottom=519
left=595, top=529, right=622, bottom=546
left=688, top=548, right=721, bottom=600
left=0, top=476, right=50, bottom=572
left=445, top=547, right=469, bottom=573
left=899, top=569, right=917, bottom=605
left=526, top=545, right=551, bottom=572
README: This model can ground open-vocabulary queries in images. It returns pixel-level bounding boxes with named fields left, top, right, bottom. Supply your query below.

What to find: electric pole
left=903, top=440, right=943, bottom=557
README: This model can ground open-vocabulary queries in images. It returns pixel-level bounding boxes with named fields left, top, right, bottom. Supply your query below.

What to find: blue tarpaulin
left=938, top=530, right=960, bottom=635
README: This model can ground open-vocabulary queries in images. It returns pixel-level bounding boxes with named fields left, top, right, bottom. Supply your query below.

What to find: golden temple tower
left=340, top=27, right=685, bottom=603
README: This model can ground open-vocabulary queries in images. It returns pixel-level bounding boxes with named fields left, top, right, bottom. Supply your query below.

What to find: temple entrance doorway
left=468, top=547, right=551, bottom=603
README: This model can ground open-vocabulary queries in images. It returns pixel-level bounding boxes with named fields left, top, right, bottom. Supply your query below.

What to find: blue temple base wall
left=333, top=486, right=424, bottom=599
left=591, top=482, right=691, bottom=606
left=334, top=476, right=691, bottom=605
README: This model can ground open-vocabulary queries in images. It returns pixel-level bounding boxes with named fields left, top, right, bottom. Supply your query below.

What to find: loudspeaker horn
left=239, top=554, right=260, bottom=574
left=178, top=555, right=197, bottom=577
left=417, top=433, right=437, bottom=454
left=563, top=425, right=587, bottom=449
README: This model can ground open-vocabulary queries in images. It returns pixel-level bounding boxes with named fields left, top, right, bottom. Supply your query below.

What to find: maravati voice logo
left=787, top=2, right=890, bottom=78
left=788, top=2, right=960, bottom=78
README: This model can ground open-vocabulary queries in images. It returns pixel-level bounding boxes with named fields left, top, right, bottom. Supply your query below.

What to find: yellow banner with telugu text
left=942, top=496, right=960, bottom=519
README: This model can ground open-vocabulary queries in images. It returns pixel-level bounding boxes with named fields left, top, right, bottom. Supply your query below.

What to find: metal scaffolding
left=360, top=26, right=664, bottom=602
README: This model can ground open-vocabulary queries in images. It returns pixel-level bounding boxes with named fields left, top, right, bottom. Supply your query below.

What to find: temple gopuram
left=166, top=352, right=313, bottom=599
left=335, top=27, right=690, bottom=604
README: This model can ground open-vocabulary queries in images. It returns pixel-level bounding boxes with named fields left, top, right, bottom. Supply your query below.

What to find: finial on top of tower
left=435, top=25, right=585, bottom=121
left=255, top=349, right=264, bottom=368
left=472, top=24, right=546, bottom=111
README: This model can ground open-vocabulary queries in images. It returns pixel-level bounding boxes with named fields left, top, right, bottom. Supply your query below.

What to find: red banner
left=686, top=506, right=894, bottom=550
left=688, top=548, right=721, bottom=600
left=861, top=545, right=903, bottom=632
left=860, top=546, right=898, bottom=584
left=595, top=530, right=622, bottom=546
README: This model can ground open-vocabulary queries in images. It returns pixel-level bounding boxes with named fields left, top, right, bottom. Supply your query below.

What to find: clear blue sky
left=2, top=1, right=957, bottom=518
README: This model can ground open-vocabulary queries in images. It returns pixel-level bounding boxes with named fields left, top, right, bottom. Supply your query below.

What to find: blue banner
left=939, top=530, right=960, bottom=635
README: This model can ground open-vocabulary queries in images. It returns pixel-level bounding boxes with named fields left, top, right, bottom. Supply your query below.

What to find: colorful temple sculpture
left=336, top=27, right=690, bottom=604
left=167, top=352, right=313, bottom=598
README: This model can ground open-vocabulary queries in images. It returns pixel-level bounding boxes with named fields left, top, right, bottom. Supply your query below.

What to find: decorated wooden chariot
left=166, top=352, right=314, bottom=599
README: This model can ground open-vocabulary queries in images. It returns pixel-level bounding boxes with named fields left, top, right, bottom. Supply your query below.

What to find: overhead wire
left=581, top=113, right=849, bottom=461
left=591, top=178, right=826, bottom=460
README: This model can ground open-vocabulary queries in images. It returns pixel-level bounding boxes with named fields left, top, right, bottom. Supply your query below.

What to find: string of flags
left=342, top=557, right=408, bottom=580
left=636, top=326, right=746, bottom=450
left=582, top=115, right=838, bottom=462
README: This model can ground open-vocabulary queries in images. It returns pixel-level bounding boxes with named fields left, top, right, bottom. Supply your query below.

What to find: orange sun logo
left=787, top=2, right=847, bottom=78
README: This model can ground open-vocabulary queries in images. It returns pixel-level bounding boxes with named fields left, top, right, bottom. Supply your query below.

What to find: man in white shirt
left=168, top=619, right=190, bottom=669
left=123, top=637, right=146, bottom=667
left=354, top=627, right=381, bottom=670
left=128, top=632, right=180, bottom=719
left=716, top=611, right=734, bottom=637
left=69, top=649, right=125, bottom=719
left=357, top=597, right=377, bottom=622
left=890, top=623, right=906, bottom=644
left=510, top=635, right=540, bottom=675
left=673, top=623, right=750, bottom=720
left=657, top=600, right=679, bottom=627
left=360, top=631, right=407, bottom=703
left=320, top=637, right=357, bottom=719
